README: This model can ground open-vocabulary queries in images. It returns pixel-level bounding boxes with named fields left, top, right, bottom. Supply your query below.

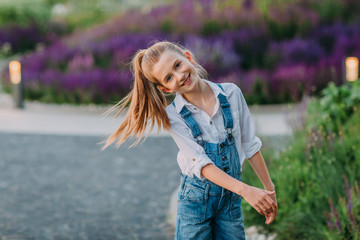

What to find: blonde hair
left=100, top=40, right=208, bottom=150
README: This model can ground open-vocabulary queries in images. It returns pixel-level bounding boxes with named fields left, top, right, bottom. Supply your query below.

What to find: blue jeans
left=174, top=138, right=245, bottom=240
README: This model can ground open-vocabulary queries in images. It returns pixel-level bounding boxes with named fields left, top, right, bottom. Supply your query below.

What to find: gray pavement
left=0, top=132, right=179, bottom=240
left=0, top=93, right=296, bottom=137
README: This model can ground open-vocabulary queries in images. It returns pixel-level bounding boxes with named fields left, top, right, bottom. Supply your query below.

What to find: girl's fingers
left=264, top=195, right=278, bottom=211
left=265, top=207, right=278, bottom=224
left=255, top=206, right=265, bottom=215
left=259, top=203, right=272, bottom=215
left=257, top=203, right=269, bottom=215
left=259, top=197, right=274, bottom=214
left=265, top=215, right=272, bottom=224
left=266, top=211, right=276, bottom=224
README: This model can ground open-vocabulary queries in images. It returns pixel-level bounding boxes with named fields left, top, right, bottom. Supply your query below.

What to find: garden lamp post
left=9, top=60, right=24, bottom=109
left=345, top=57, right=359, bottom=82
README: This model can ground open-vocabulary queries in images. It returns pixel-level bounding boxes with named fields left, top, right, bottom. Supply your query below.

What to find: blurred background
left=0, top=0, right=360, bottom=239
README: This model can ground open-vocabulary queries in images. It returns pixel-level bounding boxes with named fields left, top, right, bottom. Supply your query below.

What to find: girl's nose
left=174, top=71, right=185, bottom=81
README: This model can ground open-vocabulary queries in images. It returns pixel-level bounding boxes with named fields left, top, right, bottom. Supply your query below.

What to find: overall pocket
left=230, top=193, right=243, bottom=220
left=178, top=181, right=207, bottom=224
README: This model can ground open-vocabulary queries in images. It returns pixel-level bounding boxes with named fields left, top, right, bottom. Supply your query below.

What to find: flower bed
left=1, top=0, right=360, bottom=104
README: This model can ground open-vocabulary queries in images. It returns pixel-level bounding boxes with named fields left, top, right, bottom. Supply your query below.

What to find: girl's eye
left=165, top=62, right=181, bottom=82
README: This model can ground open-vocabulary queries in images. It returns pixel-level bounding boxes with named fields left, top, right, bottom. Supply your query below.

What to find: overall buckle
left=196, top=136, right=205, bottom=146
left=226, top=128, right=233, bottom=141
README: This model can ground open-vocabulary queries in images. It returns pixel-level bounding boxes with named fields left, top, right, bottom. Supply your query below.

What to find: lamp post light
left=345, top=57, right=359, bottom=82
left=9, top=60, right=24, bottom=109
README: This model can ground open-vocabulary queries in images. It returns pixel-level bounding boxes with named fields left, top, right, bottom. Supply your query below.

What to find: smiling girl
left=102, top=41, right=277, bottom=239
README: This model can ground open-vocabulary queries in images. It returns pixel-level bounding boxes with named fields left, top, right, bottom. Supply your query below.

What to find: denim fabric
left=174, top=88, right=245, bottom=240
left=179, top=105, right=203, bottom=140
left=218, top=93, right=233, bottom=129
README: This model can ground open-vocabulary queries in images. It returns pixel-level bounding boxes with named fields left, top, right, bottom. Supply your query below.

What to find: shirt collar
left=173, top=79, right=227, bottom=114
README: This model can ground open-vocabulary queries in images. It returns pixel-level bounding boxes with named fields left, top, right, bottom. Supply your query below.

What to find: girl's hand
left=241, top=185, right=277, bottom=219
left=265, top=192, right=277, bottom=224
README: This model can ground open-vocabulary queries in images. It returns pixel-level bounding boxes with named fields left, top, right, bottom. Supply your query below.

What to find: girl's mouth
left=182, top=75, right=191, bottom=86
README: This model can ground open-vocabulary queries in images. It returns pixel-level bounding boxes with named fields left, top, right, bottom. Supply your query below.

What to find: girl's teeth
left=183, top=76, right=189, bottom=85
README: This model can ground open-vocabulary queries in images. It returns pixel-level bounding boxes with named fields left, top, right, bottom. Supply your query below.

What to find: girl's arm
left=248, top=150, right=275, bottom=191
left=201, top=163, right=277, bottom=218
left=247, top=150, right=277, bottom=224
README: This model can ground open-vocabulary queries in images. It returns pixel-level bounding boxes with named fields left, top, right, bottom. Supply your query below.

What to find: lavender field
left=1, top=0, right=360, bottom=105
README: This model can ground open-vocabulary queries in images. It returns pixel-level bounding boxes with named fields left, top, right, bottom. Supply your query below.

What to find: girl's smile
left=181, top=74, right=191, bottom=86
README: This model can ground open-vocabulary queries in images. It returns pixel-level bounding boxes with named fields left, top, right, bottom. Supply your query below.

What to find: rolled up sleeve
left=237, top=87, right=262, bottom=159
left=168, top=113, right=214, bottom=181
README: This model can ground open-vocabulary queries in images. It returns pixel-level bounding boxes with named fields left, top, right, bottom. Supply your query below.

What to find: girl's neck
left=181, top=78, right=214, bottom=107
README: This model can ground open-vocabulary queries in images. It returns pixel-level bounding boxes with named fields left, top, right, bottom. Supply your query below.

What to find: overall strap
left=216, top=83, right=224, bottom=91
left=179, top=106, right=205, bottom=146
left=216, top=84, right=233, bottom=130
left=172, top=102, right=204, bottom=145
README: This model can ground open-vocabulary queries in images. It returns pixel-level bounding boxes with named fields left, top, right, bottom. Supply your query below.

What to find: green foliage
left=306, top=80, right=360, bottom=134
left=64, top=4, right=108, bottom=32
left=201, top=20, right=223, bottom=36
left=160, top=19, right=173, bottom=33
left=0, top=0, right=51, bottom=28
left=242, top=80, right=360, bottom=239
left=310, top=0, right=346, bottom=23
left=245, top=77, right=270, bottom=105
left=266, top=17, right=298, bottom=41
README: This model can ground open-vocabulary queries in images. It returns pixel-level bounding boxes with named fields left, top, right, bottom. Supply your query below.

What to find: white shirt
left=165, top=80, right=262, bottom=181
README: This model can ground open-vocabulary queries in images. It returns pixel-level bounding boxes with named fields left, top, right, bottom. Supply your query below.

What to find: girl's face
left=151, top=50, right=200, bottom=94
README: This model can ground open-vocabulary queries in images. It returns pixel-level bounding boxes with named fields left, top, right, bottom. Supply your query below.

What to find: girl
left=102, top=41, right=277, bottom=239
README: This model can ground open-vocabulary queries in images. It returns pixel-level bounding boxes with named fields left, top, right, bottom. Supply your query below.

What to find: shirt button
left=222, top=156, right=226, bottom=161
left=210, top=121, right=213, bottom=125
left=192, top=158, right=196, bottom=162
left=224, top=166, right=229, bottom=172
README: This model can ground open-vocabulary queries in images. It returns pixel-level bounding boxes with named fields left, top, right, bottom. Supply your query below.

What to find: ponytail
left=101, top=40, right=208, bottom=150
left=101, top=49, right=171, bottom=150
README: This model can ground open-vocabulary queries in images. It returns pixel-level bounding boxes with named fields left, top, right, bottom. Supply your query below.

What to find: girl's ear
left=159, top=85, right=174, bottom=93
left=185, top=51, right=194, bottom=64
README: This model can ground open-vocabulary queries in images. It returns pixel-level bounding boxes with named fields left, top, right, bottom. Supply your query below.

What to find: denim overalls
left=173, top=84, right=246, bottom=240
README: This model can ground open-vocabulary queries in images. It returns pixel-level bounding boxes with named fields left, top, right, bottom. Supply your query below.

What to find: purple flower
left=183, top=34, right=240, bottom=78
left=0, top=23, right=46, bottom=53
left=270, top=64, right=316, bottom=102
left=329, top=197, right=341, bottom=233
left=344, top=175, right=357, bottom=231
left=40, top=69, right=62, bottom=86
left=324, top=212, right=335, bottom=231
left=67, top=53, right=94, bottom=72
left=243, top=0, right=254, bottom=9
left=267, top=39, right=325, bottom=66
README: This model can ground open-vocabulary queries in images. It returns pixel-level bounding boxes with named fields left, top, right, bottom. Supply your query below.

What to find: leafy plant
left=306, top=80, right=360, bottom=134
left=242, top=80, right=360, bottom=239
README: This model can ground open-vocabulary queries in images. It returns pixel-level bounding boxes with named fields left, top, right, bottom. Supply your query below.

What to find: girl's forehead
left=152, top=50, right=183, bottom=80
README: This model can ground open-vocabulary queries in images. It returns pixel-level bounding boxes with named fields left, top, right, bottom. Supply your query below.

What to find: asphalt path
left=0, top=133, right=179, bottom=240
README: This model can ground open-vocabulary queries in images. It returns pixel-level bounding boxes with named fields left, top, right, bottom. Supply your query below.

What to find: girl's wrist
left=264, top=183, right=276, bottom=192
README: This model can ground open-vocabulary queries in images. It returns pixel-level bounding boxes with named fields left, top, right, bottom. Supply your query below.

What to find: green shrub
left=0, top=0, right=51, bottom=28
left=306, top=80, right=360, bottom=134
left=310, top=0, right=346, bottom=23
left=242, top=80, right=360, bottom=239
